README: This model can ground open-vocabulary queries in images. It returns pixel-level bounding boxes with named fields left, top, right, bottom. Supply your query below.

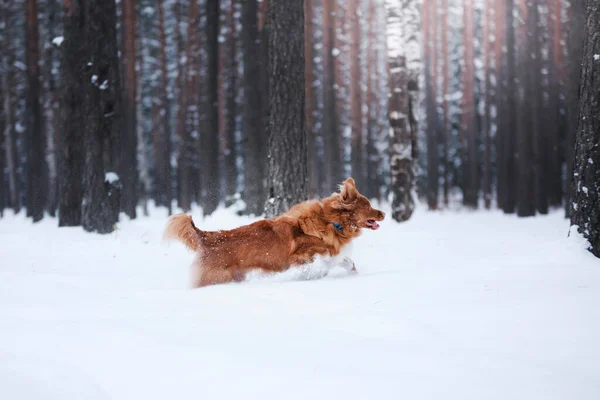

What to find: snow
left=1, top=205, right=599, bottom=400
left=52, top=36, right=64, bottom=47
left=594, top=54, right=600, bottom=61
left=104, top=172, right=119, bottom=183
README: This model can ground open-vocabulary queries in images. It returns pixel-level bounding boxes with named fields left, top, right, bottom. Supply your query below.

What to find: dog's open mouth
left=365, top=219, right=380, bottom=230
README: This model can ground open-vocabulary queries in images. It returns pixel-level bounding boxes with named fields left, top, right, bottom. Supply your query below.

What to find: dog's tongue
left=366, top=220, right=380, bottom=230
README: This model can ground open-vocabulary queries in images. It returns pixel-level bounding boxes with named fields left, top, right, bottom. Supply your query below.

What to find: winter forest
left=3, top=1, right=600, bottom=397
left=0, top=0, right=598, bottom=254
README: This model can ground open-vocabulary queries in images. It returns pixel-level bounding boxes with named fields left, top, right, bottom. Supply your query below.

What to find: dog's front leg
left=325, top=254, right=357, bottom=274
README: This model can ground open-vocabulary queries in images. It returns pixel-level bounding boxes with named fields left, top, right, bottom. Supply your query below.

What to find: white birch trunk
left=385, top=0, right=421, bottom=222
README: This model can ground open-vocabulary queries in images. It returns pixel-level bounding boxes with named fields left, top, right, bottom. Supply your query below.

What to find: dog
left=163, top=178, right=385, bottom=287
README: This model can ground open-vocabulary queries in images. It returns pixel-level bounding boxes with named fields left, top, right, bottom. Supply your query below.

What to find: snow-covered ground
left=1, top=204, right=599, bottom=400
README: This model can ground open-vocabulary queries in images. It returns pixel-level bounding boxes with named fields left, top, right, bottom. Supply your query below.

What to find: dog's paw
left=342, top=257, right=357, bottom=274
left=299, top=264, right=329, bottom=280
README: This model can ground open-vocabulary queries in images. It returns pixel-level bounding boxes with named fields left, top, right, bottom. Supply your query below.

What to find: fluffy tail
left=163, top=214, right=202, bottom=251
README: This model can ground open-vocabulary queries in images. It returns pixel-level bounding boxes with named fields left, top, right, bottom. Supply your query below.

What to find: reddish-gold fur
left=163, top=178, right=385, bottom=288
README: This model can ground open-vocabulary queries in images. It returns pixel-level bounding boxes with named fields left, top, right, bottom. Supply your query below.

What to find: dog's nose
left=379, top=211, right=385, bottom=219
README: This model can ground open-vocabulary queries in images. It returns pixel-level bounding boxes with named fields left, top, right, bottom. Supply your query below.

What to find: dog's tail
left=163, top=214, right=202, bottom=251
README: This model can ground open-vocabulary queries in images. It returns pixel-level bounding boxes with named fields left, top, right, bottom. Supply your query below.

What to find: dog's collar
left=332, top=222, right=344, bottom=232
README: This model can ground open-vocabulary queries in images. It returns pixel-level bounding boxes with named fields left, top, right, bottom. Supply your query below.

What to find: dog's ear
left=339, top=178, right=358, bottom=202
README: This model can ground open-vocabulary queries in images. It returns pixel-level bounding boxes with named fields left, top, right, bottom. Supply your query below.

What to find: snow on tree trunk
left=81, top=0, right=123, bottom=234
left=386, top=0, right=420, bottom=222
left=569, top=0, right=600, bottom=258
left=565, top=0, right=586, bottom=217
left=264, top=0, right=307, bottom=217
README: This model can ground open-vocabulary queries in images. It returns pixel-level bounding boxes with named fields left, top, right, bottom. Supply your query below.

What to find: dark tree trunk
left=482, top=0, right=492, bottom=209
left=461, top=0, right=477, bottom=208
left=424, top=0, right=438, bottom=210
left=43, top=0, right=60, bottom=217
left=81, top=0, right=122, bottom=233
left=0, top=72, right=4, bottom=216
left=305, top=0, right=318, bottom=199
left=155, top=0, right=172, bottom=215
left=258, top=0, right=269, bottom=200
left=546, top=0, right=564, bottom=207
left=120, top=0, right=137, bottom=219
left=570, top=0, right=600, bottom=258
left=200, top=0, right=220, bottom=216
left=348, top=0, right=363, bottom=192
left=502, top=0, right=517, bottom=214
left=365, top=0, right=379, bottom=200
left=2, top=0, right=21, bottom=214
left=242, top=0, right=265, bottom=216
left=516, top=0, right=535, bottom=217
left=177, top=0, right=200, bottom=212
left=223, top=0, right=238, bottom=206
left=264, top=0, right=306, bottom=217
left=321, top=0, right=341, bottom=196
left=58, top=0, right=84, bottom=227
left=25, top=0, right=45, bottom=222
left=565, top=0, right=586, bottom=217
left=495, top=0, right=506, bottom=210
left=441, top=0, right=449, bottom=207
left=531, top=0, right=547, bottom=215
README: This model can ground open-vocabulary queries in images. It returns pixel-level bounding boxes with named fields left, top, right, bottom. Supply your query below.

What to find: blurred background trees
left=0, top=0, right=593, bottom=231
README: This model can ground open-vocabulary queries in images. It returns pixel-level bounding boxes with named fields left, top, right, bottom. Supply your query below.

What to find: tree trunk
left=2, top=0, right=21, bottom=214
left=531, top=0, right=547, bottom=215
left=482, top=0, right=492, bottom=209
left=120, top=0, right=137, bottom=219
left=25, top=0, right=45, bottom=222
left=43, top=0, right=59, bottom=217
left=570, top=0, right=600, bottom=258
left=516, top=0, right=535, bottom=217
left=365, top=0, right=379, bottom=200
left=321, top=0, right=341, bottom=195
left=545, top=0, right=564, bottom=207
left=81, top=0, right=122, bottom=233
left=441, top=0, right=449, bottom=207
left=502, top=0, right=517, bottom=213
left=58, top=0, right=84, bottom=227
left=461, top=0, right=477, bottom=208
left=386, top=0, right=419, bottom=222
left=424, top=0, right=438, bottom=210
left=348, top=0, right=363, bottom=192
left=156, top=0, right=172, bottom=215
left=565, top=0, right=586, bottom=217
left=223, top=0, right=238, bottom=206
left=0, top=70, right=4, bottom=216
left=264, top=0, right=306, bottom=217
left=200, top=0, right=220, bottom=216
left=494, top=0, right=506, bottom=209
left=177, top=0, right=200, bottom=212
left=305, top=0, right=318, bottom=198
left=242, top=0, right=265, bottom=216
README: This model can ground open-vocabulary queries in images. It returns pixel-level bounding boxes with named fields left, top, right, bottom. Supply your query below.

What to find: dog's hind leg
left=197, top=266, right=234, bottom=287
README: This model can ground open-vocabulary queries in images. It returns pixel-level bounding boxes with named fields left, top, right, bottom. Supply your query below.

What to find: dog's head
left=329, top=178, right=385, bottom=231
